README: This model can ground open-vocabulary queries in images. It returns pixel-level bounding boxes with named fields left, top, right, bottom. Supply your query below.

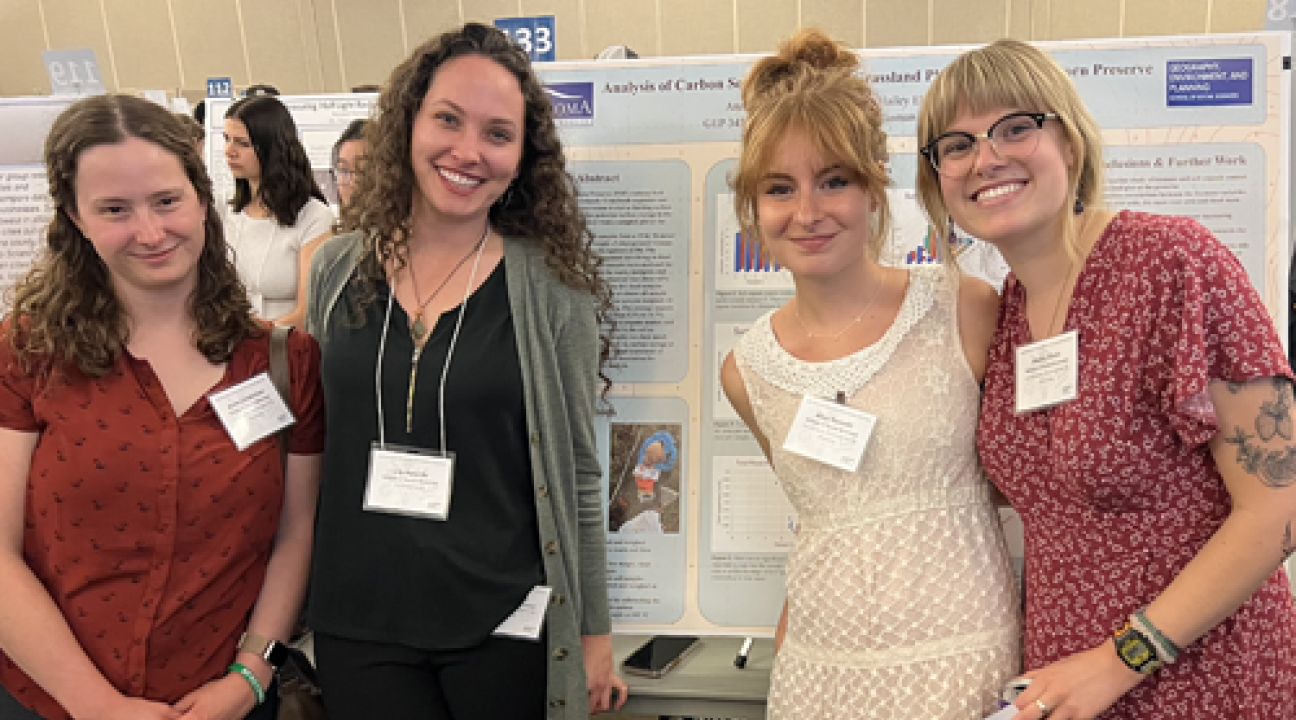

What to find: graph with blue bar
left=905, top=225, right=974, bottom=265
left=733, top=232, right=780, bottom=272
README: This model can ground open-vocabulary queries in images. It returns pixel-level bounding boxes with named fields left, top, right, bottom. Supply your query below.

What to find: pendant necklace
left=406, top=227, right=490, bottom=343
left=794, top=270, right=888, bottom=341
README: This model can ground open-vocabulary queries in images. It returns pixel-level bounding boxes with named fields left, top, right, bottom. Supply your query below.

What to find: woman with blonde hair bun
left=721, top=28, right=1021, bottom=718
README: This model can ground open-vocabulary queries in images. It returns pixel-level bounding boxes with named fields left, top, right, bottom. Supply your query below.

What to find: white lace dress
left=733, top=266, right=1021, bottom=719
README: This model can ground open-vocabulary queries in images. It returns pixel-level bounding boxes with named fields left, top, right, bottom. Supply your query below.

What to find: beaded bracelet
left=1132, top=609, right=1181, bottom=663
left=228, top=662, right=266, bottom=705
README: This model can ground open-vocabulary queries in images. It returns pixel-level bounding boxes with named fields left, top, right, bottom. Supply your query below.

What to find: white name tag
left=208, top=373, right=295, bottom=451
left=363, top=445, right=455, bottom=520
left=782, top=395, right=877, bottom=472
left=1015, top=329, right=1079, bottom=414
left=493, top=585, right=552, bottom=641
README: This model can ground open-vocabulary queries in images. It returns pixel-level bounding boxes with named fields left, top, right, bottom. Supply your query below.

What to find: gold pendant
left=411, top=316, right=427, bottom=341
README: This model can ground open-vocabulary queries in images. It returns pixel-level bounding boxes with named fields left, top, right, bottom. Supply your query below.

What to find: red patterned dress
left=978, top=211, right=1296, bottom=719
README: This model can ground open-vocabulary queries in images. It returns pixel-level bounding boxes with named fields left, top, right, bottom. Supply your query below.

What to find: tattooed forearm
left=1223, top=428, right=1296, bottom=487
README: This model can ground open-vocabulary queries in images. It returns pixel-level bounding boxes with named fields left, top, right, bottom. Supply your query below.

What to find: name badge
left=782, top=395, right=877, bottom=472
left=1015, top=329, right=1079, bottom=413
left=364, top=444, right=455, bottom=520
left=208, top=373, right=295, bottom=451
left=493, top=585, right=553, bottom=641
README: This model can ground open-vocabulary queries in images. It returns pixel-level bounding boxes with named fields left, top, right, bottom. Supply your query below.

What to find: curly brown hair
left=339, top=22, right=612, bottom=376
left=733, top=28, right=893, bottom=261
left=6, top=94, right=260, bottom=377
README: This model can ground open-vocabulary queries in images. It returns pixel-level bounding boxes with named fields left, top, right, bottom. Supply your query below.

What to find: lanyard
left=374, top=234, right=489, bottom=451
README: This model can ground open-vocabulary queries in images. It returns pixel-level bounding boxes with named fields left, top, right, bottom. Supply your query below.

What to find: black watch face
left=266, top=641, right=289, bottom=666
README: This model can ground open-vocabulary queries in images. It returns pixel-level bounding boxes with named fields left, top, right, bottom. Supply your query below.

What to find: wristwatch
left=1113, top=621, right=1163, bottom=675
left=238, top=631, right=289, bottom=669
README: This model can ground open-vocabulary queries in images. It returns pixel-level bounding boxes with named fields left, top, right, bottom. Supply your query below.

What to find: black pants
left=314, top=631, right=547, bottom=720
left=0, top=678, right=279, bottom=719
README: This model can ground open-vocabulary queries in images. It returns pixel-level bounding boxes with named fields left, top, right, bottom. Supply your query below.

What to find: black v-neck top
left=309, top=260, right=544, bottom=649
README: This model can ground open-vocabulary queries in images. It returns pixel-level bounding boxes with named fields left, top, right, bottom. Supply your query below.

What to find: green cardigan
left=306, top=232, right=611, bottom=718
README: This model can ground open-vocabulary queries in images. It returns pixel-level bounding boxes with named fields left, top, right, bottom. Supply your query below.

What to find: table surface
left=613, top=634, right=772, bottom=719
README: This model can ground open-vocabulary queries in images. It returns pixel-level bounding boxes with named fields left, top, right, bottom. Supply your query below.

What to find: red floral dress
left=978, top=211, right=1296, bottom=718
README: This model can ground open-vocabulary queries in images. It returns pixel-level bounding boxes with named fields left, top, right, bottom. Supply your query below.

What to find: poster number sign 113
left=494, top=16, right=555, bottom=62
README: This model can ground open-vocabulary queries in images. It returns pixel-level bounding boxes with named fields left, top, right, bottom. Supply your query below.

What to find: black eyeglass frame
left=919, top=111, right=1059, bottom=175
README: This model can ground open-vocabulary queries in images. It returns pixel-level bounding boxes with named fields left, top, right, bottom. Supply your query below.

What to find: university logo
left=544, top=83, right=594, bottom=125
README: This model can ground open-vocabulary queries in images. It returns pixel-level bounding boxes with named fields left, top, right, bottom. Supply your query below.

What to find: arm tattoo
left=1257, top=389, right=1293, bottom=442
left=1223, top=427, right=1296, bottom=488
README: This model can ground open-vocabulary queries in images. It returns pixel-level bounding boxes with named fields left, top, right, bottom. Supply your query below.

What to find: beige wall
left=0, top=0, right=1270, bottom=98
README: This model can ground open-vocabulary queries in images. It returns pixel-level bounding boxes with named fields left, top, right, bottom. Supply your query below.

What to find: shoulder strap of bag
left=269, top=325, right=293, bottom=471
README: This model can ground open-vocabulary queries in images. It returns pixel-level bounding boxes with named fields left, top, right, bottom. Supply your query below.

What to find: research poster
left=0, top=33, right=1289, bottom=634
left=542, top=32, right=1291, bottom=634
left=0, top=97, right=72, bottom=311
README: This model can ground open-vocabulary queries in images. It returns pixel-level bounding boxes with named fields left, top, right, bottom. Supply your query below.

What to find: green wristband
left=229, top=662, right=266, bottom=705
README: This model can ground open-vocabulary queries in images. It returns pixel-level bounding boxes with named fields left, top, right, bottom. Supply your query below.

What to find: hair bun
left=780, top=28, right=858, bottom=72
left=743, top=28, right=859, bottom=110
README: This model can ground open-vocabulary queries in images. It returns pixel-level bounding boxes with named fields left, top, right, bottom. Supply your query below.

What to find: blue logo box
left=544, top=82, right=594, bottom=125
left=1166, top=58, right=1253, bottom=107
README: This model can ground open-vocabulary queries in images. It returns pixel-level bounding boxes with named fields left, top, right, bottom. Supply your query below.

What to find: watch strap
left=238, top=631, right=289, bottom=668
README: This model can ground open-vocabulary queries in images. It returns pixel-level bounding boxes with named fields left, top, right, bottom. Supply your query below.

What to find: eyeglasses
left=920, top=111, right=1059, bottom=178
left=331, top=167, right=358, bottom=186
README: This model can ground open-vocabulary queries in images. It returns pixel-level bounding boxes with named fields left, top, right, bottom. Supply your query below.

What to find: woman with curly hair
left=720, top=28, right=1020, bottom=718
left=0, top=94, right=324, bottom=719
left=304, top=22, right=622, bottom=720
left=223, top=95, right=332, bottom=327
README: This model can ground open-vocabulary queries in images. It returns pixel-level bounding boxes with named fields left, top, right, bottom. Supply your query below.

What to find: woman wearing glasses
left=721, top=29, right=1020, bottom=718
left=331, top=119, right=369, bottom=209
left=917, top=40, right=1296, bottom=720
left=223, top=96, right=333, bottom=328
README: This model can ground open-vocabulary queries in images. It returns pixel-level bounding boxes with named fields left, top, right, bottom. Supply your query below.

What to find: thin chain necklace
left=405, top=227, right=489, bottom=343
left=794, top=270, right=888, bottom=341
left=1040, top=212, right=1092, bottom=339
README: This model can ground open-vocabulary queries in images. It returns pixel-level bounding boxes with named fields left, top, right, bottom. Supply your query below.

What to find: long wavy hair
left=6, top=94, right=260, bottom=377
left=340, top=22, right=613, bottom=377
left=733, top=28, right=893, bottom=262
left=225, top=95, right=327, bottom=226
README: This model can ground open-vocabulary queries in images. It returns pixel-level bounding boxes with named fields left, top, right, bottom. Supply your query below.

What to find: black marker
left=733, top=637, right=753, bottom=669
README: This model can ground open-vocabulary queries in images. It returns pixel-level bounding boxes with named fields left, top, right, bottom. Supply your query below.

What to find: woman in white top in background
left=223, top=95, right=332, bottom=326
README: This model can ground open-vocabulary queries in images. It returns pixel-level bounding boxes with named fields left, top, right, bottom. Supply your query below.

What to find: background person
left=304, top=23, right=624, bottom=719
left=0, top=94, right=324, bottom=720
left=917, top=38, right=1296, bottom=720
left=721, top=28, right=1020, bottom=719
left=222, top=95, right=332, bottom=326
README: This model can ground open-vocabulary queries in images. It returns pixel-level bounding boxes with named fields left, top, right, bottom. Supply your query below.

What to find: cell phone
left=621, top=635, right=700, bottom=678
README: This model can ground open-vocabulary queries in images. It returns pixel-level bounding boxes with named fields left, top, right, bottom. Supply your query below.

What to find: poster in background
left=0, top=33, right=1290, bottom=634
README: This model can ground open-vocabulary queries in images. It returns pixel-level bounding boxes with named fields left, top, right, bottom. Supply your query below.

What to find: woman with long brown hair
left=304, top=23, right=622, bottom=719
left=0, top=94, right=324, bottom=720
